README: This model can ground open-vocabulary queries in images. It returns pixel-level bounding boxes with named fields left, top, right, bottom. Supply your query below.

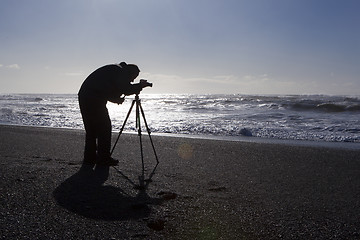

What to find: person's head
left=119, top=62, right=140, bottom=82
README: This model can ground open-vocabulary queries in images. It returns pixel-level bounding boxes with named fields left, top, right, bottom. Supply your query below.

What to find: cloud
left=6, top=64, right=20, bottom=69
left=209, top=75, right=239, bottom=84
left=242, top=74, right=270, bottom=83
left=0, top=64, right=20, bottom=69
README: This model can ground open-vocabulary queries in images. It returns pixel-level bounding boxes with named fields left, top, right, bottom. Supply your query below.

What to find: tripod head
left=131, top=79, right=152, bottom=101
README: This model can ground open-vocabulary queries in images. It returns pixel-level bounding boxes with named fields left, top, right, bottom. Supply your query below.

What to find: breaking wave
left=1, top=93, right=360, bottom=143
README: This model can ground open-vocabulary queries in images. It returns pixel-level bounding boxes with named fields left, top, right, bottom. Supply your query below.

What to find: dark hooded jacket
left=78, top=64, right=142, bottom=102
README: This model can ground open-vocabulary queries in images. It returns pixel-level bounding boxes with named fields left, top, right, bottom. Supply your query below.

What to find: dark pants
left=78, top=96, right=111, bottom=161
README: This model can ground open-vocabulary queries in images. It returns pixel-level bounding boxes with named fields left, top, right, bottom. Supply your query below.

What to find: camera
left=140, top=79, right=153, bottom=88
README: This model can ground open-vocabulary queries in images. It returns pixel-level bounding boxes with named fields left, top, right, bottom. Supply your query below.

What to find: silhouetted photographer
left=78, top=62, right=152, bottom=166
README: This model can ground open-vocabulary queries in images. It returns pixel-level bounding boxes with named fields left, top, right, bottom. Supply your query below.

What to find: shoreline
left=1, top=123, right=359, bottom=150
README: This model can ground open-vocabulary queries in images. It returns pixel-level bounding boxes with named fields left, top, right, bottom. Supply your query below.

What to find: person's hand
left=117, top=97, right=125, bottom=104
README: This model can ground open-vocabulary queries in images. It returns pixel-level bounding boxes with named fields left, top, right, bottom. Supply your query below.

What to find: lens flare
left=177, top=143, right=194, bottom=160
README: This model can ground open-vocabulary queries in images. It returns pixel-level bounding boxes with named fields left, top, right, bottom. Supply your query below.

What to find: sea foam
left=1, top=93, right=359, bottom=143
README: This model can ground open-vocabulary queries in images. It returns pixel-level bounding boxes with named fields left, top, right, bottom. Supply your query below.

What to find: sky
left=0, top=0, right=359, bottom=95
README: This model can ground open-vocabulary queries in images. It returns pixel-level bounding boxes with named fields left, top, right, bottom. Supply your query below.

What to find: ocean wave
left=315, top=103, right=360, bottom=112
left=0, top=108, right=13, bottom=114
left=1, top=93, right=360, bottom=143
left=0, top=95, right=14, bottom=100
left=285, top=102, right=360, bottom=113
left=0, top=95, right=43, bottom=102
left=33, top=113, right=48, bottom=117
left=47, top=104, right=67, bottom=109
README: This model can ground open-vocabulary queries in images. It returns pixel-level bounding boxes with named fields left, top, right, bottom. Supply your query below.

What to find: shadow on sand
left=53, top=163, right=162, bottom=221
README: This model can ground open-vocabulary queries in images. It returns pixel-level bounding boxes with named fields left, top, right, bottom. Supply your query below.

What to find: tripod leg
left=110, top=99, right=136, bottom=156
left=136, top=100, right=145, bottom=176
left=139, top=130, right=145, bottom=177
left=139, top=102, right=159, bottom=164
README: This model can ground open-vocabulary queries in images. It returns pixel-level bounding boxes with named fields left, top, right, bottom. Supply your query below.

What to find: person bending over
left=78, top=62, right=148, bottom=166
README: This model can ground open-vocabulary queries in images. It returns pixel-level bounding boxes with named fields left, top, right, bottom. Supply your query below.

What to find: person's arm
left=108, top=97, right=125, bottom=104
left=123, top=80, right=151, bottom=96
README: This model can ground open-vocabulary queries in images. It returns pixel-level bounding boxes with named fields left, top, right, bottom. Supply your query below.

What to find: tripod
left=111, top=94, right=159, bottom=178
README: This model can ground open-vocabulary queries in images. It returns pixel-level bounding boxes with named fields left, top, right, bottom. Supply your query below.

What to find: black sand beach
left=1, top=125, right=360, bottom=239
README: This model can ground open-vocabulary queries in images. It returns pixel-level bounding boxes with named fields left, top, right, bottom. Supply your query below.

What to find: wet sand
left=1, top=125, right=360, bottom=239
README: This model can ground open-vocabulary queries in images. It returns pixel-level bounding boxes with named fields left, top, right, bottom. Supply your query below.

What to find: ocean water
left=1, top=94, right=360, bottom=144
